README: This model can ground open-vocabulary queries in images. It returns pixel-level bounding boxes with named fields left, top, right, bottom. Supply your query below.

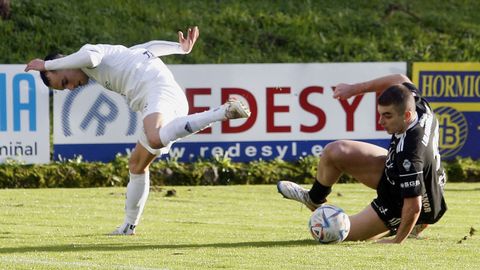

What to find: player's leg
left=278, top=140, right=387, bottom=209
left=316, top=140, right=387, bottom=188
left=144, top=98, right=250, bottom=150
left=112, top=108, right=181, bottom=235
left=110, top=143, right=157, bottom=235
left=111, top=87, right=191, bottom=235
left=139, top=76, right=250, bottom=150
left=345, top=204, right=390, bottom=241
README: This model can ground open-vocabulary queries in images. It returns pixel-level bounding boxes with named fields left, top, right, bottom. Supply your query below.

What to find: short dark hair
left=40, top=52, right=62, bottom=87
left=378, top=84, right=415, bottom=114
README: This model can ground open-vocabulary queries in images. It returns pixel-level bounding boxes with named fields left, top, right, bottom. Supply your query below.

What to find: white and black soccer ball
left=308, top=204, right=350, bottom=244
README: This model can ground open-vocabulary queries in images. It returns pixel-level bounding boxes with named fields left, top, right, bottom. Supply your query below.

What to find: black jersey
left=376, top=82, right=447, bottom=224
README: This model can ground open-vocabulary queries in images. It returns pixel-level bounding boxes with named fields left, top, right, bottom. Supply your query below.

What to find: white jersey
left=45, top=41, right=186, bottom=111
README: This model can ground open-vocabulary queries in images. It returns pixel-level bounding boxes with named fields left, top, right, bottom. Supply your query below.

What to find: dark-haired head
left=377, top=84, right=416, bottom=134
left=378, top=84, right=415, bottom=115
left=40, top=53, right=62, bottom=87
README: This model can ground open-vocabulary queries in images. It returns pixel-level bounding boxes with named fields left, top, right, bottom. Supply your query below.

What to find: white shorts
left=137, top=85, right=189, bottom=156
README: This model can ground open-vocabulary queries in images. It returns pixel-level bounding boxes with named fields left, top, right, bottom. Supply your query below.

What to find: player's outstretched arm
left=26, top=47, right=102, bottom=72
left=130, top=26, right=199, bottom=57
left=333, top=74, right=412, bottom=100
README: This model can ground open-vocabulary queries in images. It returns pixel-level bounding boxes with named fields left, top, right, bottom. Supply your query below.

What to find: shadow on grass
left=0, top=239, right=317, bottom=254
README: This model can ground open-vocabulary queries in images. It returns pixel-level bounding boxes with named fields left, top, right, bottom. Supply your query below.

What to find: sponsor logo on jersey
left=400, top=180, right=420, bottom=189
left=422, top=193, right=432, bottom=213
left=402, top=159, right=412, bottom=171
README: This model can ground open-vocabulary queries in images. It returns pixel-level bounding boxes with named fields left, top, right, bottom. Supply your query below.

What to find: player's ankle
left=308, top=181, right=331, bottom=203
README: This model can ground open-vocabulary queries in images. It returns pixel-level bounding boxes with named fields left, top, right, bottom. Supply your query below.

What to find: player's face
left=46, top=69, right=88, bottom=90
left=377, top=104, right=408, bottom=134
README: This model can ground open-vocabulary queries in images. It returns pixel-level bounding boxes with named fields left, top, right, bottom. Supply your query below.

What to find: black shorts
left=371, top=173, right=404, bottom=234
left=371, top=197, right=402, bottom=235
left=372, top=172, right=447, bottom=235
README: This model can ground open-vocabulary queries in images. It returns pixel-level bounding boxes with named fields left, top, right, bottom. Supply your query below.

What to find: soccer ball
left=308, top=204, right=350, bottom=244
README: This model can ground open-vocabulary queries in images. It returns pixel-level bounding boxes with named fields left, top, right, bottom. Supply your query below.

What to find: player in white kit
left=25, top=27, right=251, bottom=235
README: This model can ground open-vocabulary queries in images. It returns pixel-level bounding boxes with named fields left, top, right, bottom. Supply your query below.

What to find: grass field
left=0, top=183, right=479, bottom=269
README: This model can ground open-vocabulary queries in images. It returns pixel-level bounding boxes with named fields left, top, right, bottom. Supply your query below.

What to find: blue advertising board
left=0, top=65, right=50, bottom=164
left=413, top=63, right=480, bottom=160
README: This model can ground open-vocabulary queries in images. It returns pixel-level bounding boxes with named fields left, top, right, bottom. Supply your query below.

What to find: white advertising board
left=0, top=65, right=50, bottom=164
left=54, top=62, right=405, bottom=162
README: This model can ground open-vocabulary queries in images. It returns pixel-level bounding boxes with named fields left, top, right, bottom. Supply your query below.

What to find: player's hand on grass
left=25, top=59, right=46, bottom=72
left=178, top=26, right=199, bottom=54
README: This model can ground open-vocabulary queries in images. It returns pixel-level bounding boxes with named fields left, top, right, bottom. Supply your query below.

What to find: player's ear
left=404, top=110, right=413, bottom=122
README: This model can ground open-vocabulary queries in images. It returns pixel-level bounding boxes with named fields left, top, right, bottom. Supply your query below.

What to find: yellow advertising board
left=413, top=63, right=480, bottom=159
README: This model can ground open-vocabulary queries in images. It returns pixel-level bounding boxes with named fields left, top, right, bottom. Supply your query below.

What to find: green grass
left=0, top=183, right=479, bottom=269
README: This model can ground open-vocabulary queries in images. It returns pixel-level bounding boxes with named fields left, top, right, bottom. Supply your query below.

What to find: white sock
left=124, top=171, right=150, bottom=226
left=159, top=105, right=225, bottom=146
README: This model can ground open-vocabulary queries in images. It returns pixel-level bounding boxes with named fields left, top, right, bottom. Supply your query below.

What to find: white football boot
left=109, top=223, right=136, bottom=236
left=224, top=98, right=251, bottom=119
left=277, top=181, right=325, bottom=211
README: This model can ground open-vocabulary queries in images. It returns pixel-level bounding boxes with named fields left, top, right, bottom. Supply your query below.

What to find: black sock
left=308, top=180, right=331, bottom=204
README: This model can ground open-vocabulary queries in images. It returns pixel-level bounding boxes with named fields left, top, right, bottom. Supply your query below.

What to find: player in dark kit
left=277, top=74, right=447, bottom=244
left=372, top=80, right=447, bottom=231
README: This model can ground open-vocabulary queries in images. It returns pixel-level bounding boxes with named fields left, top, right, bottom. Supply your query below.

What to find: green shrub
left=445, top=157, right=480, bottom=183
left=1, top=1, right=479, bottom=187
left=1, top=155, right=477, bottom=188
left=2, top=0, right=480, bottom=64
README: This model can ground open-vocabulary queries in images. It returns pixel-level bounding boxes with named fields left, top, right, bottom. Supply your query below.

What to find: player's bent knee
left=322, top=140, right=349, bottom=162
left=146, top=134, right=164, bottom=150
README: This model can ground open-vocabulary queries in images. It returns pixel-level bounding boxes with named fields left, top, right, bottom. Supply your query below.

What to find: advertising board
left=54, top=62, right=406, bottom=162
